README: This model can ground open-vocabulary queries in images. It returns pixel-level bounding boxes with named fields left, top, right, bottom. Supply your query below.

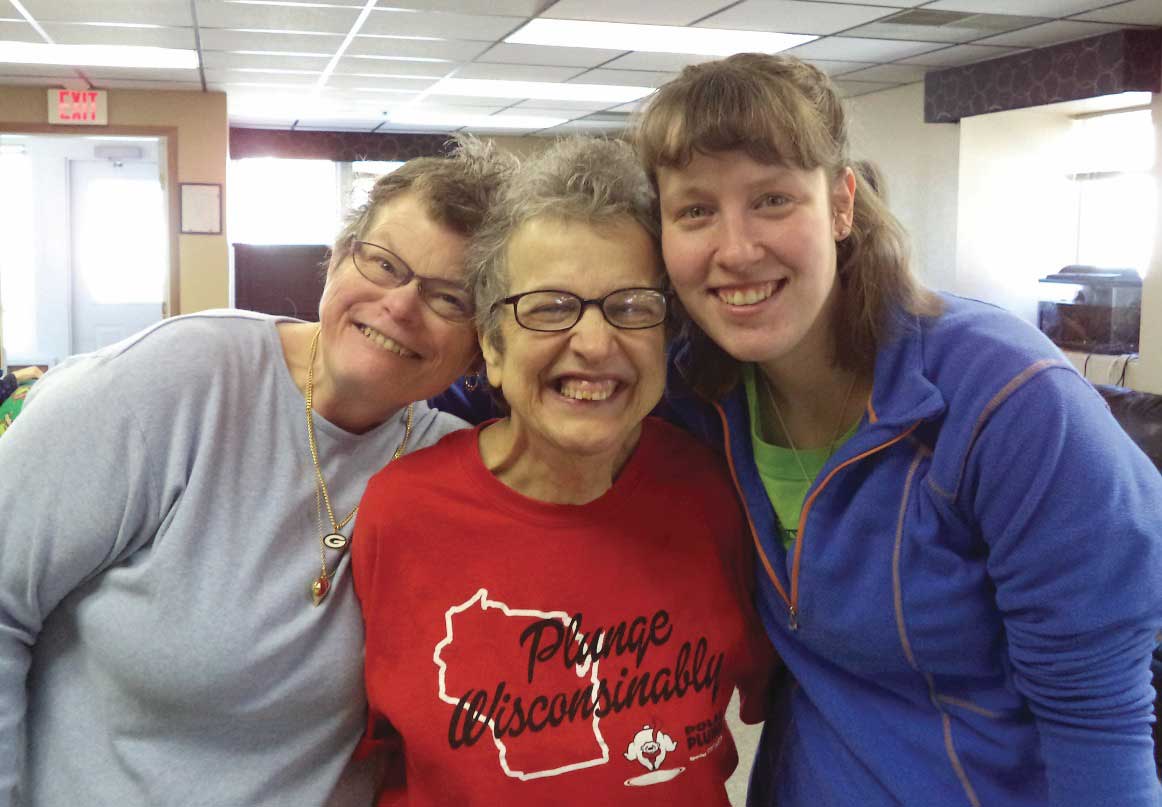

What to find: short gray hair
left=329, top=135, right=516, bottom=270
left=467, top=136, right=659, bottom=351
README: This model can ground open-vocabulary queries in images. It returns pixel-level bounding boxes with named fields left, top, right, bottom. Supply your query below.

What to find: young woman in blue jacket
left=631, top=53, right=1162, bottom=806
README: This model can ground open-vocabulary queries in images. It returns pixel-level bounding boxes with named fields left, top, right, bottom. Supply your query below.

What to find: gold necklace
left=305, top=326, right=414, bottom=605
left=762, top=370, right=859, bottom=483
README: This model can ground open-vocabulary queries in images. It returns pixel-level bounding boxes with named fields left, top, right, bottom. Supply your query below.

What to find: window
left=229, top=158, right=404, bottom=246
left=1068, top=109, right=1156, bottom=275
left=228, top=158, right=340, bottom=245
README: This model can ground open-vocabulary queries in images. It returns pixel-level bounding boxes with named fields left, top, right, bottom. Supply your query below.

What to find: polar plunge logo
left=624, top=725, right=684, bottom=787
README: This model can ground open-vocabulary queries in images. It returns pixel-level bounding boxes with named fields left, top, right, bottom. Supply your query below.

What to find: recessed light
left=428, top=78, right=652, bottom=103
left=0, top=41, right=199, bottom=69
left=507, top=19, right=815, bottom=57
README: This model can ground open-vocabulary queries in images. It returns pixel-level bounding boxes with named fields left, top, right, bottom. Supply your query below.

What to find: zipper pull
left=788, top=607, right=799, bottom=632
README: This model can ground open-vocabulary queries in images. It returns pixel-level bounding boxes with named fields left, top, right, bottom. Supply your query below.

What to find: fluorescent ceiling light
left=347, top=54, right=451, bottom=63
left=507, top=19, right=816, bottom=57
left=0, top=41, right=199, bottom=69
left=388, top=110, right=566, bottom=130
left=429, top=78, right=652, bottom=103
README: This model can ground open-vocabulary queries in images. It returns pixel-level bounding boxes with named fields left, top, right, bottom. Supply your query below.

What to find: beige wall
left=846, top=83, right=962, bottom=294
left=0, top=85, right=229, bottom=314
left=849, top=83, right=1160, bottom=395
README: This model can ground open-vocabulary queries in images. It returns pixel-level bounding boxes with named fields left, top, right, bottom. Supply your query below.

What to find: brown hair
left=329, top=135, right=516, bottom=269
left=634, top=53, right=940, bottom=398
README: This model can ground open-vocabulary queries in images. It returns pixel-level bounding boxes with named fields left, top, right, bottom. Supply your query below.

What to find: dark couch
left=1094, top=384, right=1162, bottom=773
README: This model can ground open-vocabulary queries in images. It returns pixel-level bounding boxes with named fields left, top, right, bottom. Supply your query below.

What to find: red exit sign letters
left=47, top=89, right=108, bottom=125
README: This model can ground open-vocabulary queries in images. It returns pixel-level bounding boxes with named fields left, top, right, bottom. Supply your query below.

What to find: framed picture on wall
left=180, top=183, right=222, bottom=235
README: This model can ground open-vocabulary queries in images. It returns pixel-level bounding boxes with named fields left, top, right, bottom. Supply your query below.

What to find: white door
left=68, top=159, right=167, bottom=354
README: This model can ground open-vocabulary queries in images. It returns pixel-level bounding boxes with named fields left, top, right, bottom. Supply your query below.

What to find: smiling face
left=482, top=215, right=666, bottom=468
left=316, top=191, right=479, bottom=414
left=658, top=150, right=855, bottom=377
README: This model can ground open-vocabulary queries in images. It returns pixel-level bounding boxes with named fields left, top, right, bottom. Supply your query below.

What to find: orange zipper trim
left=715, top=393, right=923, bottom=630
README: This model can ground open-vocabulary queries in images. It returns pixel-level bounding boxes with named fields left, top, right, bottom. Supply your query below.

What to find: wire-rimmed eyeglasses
left=493, top=288, right=668, bottom=332
left=350, top=239, right=475, bottom=323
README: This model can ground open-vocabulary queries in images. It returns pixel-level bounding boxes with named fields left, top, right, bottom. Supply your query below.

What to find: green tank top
left=743, top=365, right=858, bottom=548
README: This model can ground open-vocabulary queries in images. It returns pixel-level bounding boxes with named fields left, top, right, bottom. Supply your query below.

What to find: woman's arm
left=0, top=361, right=162, bottom=805
left=965, top=367, right=1162, bottom=806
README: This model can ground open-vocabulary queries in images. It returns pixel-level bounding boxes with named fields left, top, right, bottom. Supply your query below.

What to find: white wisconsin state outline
left=433, top=587, right=611, bottom=780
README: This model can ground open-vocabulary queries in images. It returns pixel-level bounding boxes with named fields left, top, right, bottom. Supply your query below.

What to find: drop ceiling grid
left=0, top=0, right=1154, bottom=132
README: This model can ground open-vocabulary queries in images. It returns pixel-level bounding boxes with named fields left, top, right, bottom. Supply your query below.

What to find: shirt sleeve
left=0, top=361, right=162, bottom=806
left=964, top=366, right=1162, bottom=807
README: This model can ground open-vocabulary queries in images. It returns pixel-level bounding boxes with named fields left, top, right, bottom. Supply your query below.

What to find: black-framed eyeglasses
left=350, top=239, right=475, bottom=323
left=494, top=288, right=668, bottom=332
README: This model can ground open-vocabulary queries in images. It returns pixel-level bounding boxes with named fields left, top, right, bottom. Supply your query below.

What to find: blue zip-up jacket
left=663, top=294, right=1162, bottom=806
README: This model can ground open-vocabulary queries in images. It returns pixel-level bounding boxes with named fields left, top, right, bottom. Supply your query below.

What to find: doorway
left=0, top=132, right=169, bottom=367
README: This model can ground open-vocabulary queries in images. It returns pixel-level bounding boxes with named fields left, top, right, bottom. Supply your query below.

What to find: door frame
left=0, top=123, right=181, bottom=318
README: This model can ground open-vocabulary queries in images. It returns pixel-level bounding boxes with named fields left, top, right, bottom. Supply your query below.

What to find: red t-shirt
left=352, top=418, right=773, bottom=806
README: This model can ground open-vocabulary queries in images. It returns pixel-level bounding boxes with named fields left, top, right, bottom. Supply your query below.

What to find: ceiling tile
left=201, top=52, right=332, bottom=71
left=509, top=97, right=623, bottom=111
left=505, top=103, right=610, bottom=116
left=453, top=63, right=586, bottom=82
left=697, top=1, right=898, bottom=35
left=345, top=38, right=489, bottom=61
left=835, top=79, right=900, bottom=97
left=1074, top=0, right=1162, bottom=26
left=198, top=29, right=344, bottom=53
left=843, top=21, right=992, bottom=43
left=605, top=98, right=650, bottom=113
left=332, top=59, right=453, bottom=78
left=196, top=4, right=360, bottom=33
left=87, top=78, right=205, bottom=91
left=0, top=20, right=41, bottom=42
left=976, top=19, right=1123, bottom=47
left=898, top=42, right=1023, bottom=66
left=19, top=0, right=193, bottom=26
left=837, top=63, right=930, bottom=83
left=418, top=92, right=531, bottom=107
left=476, top=43, right=627, bottom=68
left=803, top=59, right=879, bottom=75
left=804, top=0, right=928, bottom=4
left=323, top=73, right=438, bottom=90
left=360, top=9, right=525, bottom=40
left=0, top=63, right=83, bottom=78
left=537, top=120, right=628, bottom=135
left=205, top=69, right=320, bottom=85
left=569, top=68, right=674, bottom=87
left=74, top=66, right=202, bottom=82
left=543, top=0, right=735, bottom=26
left=786, top=36, right=945, bottom=61
left=39, top=23, right=197, bottom=48
left=369, top=0, right=543, bottom=14
left=923, top=0, right=1111, bottom=15
left=600, top=52, right=720, bottom=72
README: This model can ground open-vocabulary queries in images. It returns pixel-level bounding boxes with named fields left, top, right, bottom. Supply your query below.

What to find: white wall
left=846, top=83, right=962, bottom=294
left=955, top=93, right=1161, bottom=393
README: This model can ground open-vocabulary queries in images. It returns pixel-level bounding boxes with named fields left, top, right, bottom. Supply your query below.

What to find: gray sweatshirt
left=0, top=311, right=466, bottom=806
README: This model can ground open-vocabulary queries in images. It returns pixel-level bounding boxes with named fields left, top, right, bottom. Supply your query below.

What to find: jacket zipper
left=714, top=399, right=923, bottom=631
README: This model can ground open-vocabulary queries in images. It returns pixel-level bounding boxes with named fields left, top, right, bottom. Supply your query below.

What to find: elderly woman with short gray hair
left=350, top=137, right=773, bottom=806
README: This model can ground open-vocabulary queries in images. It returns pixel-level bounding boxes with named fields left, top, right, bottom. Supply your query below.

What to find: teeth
left=360, top=325, right=417, bottom=358
left=717, top=281, right=777, bottom=306
left=559, top=378, right=616, bottom=402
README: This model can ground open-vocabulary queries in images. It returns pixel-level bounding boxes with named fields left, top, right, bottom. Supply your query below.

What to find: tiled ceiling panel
left=18, top=0, right=193, bottom=26
left=1074, top=0, right=1162, bottom=26
left=924, top=0, right=1116, bottom=16
left=696, top=1, right=900, bottom=36
left=543, top=0, right=735, bottom=26
left=977, top=19, right=1124, bottom=47
left=0, top=0, right=1148, bottom=132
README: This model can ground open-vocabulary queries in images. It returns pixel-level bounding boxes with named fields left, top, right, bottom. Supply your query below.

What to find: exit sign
left=48, top=89, right=108, bottom=125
